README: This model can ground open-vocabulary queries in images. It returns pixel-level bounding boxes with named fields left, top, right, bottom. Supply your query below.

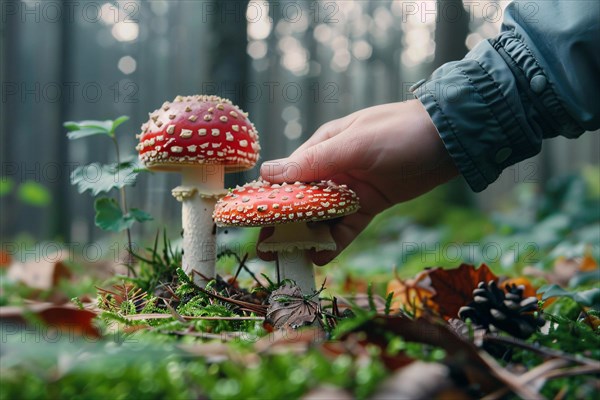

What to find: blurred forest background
left=1, top=0, right=598, bottom=247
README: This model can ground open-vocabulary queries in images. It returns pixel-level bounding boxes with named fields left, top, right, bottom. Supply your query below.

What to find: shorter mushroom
left=213, top=180, right=359, bottom=294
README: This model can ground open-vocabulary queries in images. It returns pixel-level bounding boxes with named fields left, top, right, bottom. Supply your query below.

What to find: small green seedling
left=65, top=116, right=152, bottom=273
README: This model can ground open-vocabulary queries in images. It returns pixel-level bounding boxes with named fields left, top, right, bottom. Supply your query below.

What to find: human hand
left=259, top=99, right=459, bottom=265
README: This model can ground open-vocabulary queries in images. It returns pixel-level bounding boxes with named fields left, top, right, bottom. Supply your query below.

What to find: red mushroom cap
left=136, top=95, right=260, bottom=172
left=213, top=180, right=360, bottom=227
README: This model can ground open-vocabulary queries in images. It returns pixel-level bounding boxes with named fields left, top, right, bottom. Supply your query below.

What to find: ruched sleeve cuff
left=411, top=31, right=582, bottom=192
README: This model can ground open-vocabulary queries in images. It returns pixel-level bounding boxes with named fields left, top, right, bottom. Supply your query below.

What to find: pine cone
left=458, top=280, right=544, bottom=339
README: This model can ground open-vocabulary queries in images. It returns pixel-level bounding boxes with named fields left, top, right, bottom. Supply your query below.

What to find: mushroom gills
left=257, top=223, right=337, bottom=253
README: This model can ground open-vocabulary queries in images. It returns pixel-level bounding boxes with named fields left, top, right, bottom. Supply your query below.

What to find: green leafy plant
left=64, top=116, right=152, bottom=273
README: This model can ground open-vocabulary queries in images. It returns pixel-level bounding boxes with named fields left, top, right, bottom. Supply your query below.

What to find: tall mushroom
left=213, top=180, right=359, bottom=294
left=137, top=95, right=260, bottom=285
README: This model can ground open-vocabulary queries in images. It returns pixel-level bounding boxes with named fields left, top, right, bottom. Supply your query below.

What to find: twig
left=111, top=135, right=136, bottom=277
left=232, top=253, right=249, bottom=284
left=541, top=364, right=600, bottom=380
left=160, top=330, right=250, bottom=341
left=484, top=334, right=598, bottom=366
left=276, top=255, right=280, bottom=284
left=218, top=250, right=263, bottom=288
left=478, top=351, right=544, bottom=400
left=124, top=313, right=264, bottom=321
left=162, top=299, right=187, bottom=323
left=482, top=358, right=600, bottom=400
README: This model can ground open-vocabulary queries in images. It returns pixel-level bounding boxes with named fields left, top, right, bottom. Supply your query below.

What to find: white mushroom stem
left=258, top=223, right=336, bottom=294
left=173, top=165, right=225, bottom=286
left=277, top=251, right=315, bottom=295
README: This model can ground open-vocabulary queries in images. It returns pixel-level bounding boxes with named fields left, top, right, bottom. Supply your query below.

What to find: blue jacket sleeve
left=412, top=0, right=600, bottom=192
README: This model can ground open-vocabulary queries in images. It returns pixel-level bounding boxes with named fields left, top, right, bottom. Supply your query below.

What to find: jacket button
left=530, top=75, right=547, bottom=94
left=495, top=147, right=512, bottom=163
left=409, top=79, right=426, bottom=92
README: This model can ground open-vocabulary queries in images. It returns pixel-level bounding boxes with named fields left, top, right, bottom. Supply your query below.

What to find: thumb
left=260, top=135, right=367, bottom=183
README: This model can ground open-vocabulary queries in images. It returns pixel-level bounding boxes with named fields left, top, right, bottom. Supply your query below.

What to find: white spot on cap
left=232, top=125, right=240, bottom=132
left=226, top=132, right=234, bottom=142
left=180, top=129, right=193, bottom=138
left=199, top=128, right=207, bottom=136
left=211, top=129, right=220, bottom=136
left=188, top=115, right=198, bottom=122
left=171, top=146, right=183, bottom=153
left=220, top=116, right=228, bottom=122
left=239, top=140, right=248, bottom=147
left=187, top=145, right=197, bottom=152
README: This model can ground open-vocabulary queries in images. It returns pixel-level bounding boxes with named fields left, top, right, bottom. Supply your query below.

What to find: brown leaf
left=7, top=258, right=71, bottom=290
left=388, top=264, right=498, bottom=320
left=266, top=284, right=321, bottom=329
left=386, top=269, right=436, bottom=316
left=499, top=276, right=538, bottom=298
left=428, top=263, right=498, bottom=320
left=342, top=274, right=369, bottom=293
left=0, top=303, right=100, bottom=339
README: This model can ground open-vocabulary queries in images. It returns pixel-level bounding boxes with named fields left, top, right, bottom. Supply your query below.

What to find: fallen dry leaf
left=428, top=264, right=498, bottom=320
left=7, top=258, right=71, bottom=290
left=266, top=283, right=321, bottom=329
left=342, top=274, right=369, bottom=294
left=386, top=269, right=435, bottom=316
left=0, top=302, right=101, bottom=339
left=388, top=264, right=499, bottom=320
left=499, top=276, right=538, bottom=298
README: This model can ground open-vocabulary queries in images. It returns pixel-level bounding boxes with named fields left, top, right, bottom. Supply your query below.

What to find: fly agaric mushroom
left=137, top=95, right=260, bottom=285
left=213, top=180, right=359, bottom=294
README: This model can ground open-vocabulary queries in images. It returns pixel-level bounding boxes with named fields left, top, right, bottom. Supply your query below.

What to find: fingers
left=290, top=113, right=357, bottom=156
left=260, top=114, right=361, bottom=183
left=260, top=130, right=372, bottom=183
